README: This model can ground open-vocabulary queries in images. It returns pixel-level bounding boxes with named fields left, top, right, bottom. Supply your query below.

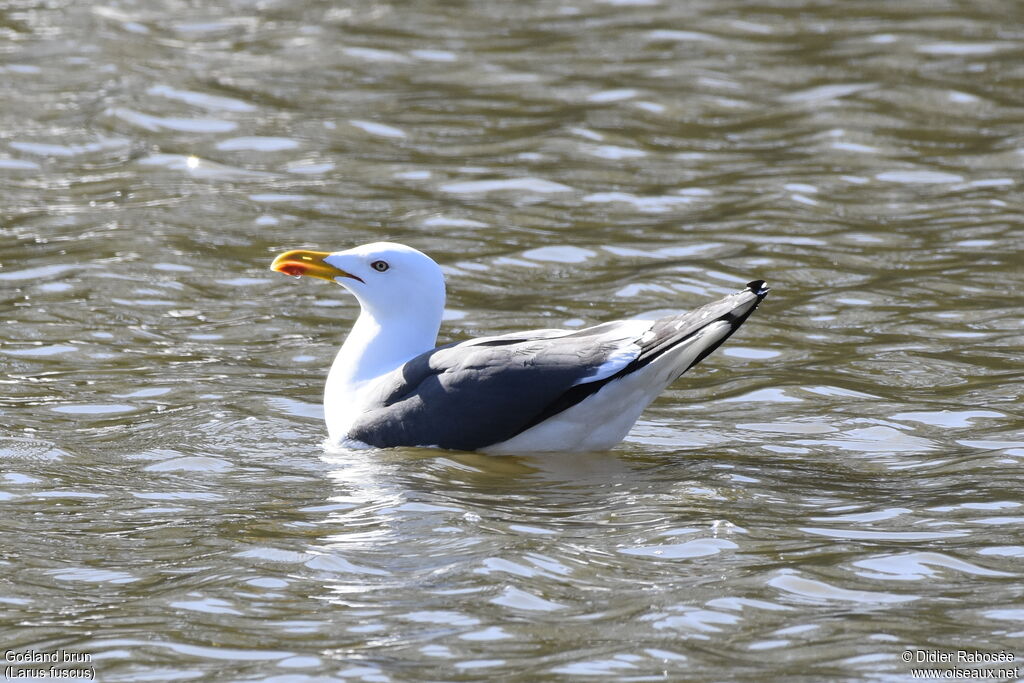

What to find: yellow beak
left=270, top=250, right=364, bottom=283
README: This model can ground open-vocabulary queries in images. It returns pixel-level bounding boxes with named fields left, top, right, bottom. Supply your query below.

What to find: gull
left=271, top=242, right=768, bottom=453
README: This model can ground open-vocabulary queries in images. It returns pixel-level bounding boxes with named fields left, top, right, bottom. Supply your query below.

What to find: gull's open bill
left=272, top=242, right=769, bottom=453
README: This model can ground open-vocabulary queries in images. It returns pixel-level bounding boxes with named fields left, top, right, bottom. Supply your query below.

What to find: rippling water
left=2, top=0, right=1023, bottom=680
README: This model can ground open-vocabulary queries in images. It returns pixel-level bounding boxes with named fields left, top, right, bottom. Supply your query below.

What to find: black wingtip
left=746, top=279, right=770, bottom=296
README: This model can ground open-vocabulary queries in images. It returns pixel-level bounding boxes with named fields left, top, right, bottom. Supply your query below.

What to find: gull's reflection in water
left=320, top=441, right=642, bottom=498
left=308, top=443, right=649, bottom=605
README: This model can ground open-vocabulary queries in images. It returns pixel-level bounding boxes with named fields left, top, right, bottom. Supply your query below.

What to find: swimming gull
left=271, top=242, right=769, bottom=453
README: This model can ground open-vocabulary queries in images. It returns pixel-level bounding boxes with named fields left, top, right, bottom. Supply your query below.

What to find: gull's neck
left=330, top=309, right=440, bottom=387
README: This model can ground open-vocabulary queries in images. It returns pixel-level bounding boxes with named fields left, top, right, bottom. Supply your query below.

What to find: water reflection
left=2, top=0, right=1023, bottom=679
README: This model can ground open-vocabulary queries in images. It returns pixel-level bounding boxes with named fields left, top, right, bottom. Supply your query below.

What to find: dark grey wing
left=510, top=280, right=770, bottom=433
left=347, top=323, right=643, bottom=451
left=348, top=280, right=769, bottom=451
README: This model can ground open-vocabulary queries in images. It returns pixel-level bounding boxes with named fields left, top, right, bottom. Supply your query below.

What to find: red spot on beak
left=279, top=263, right=306, bottom=277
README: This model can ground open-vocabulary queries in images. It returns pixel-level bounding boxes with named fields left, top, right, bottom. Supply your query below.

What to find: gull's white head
left=271, top=242, right=446, bottom=325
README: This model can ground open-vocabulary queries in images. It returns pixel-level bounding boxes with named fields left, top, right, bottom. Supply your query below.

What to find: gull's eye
left=371, top=260, right=389, bottom=272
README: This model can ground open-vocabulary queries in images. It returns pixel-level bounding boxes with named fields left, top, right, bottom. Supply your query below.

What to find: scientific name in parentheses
left=6, top=651, right=92, bottom=664
left=5, top=666, right=95, bottom=680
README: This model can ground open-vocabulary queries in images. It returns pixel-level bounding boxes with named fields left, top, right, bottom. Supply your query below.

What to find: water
left=2, top=0, right=1023, bottom=680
